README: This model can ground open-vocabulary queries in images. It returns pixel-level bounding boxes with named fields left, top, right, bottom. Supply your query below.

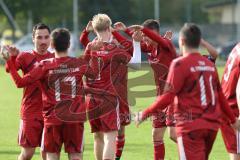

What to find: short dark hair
left=142, top=19, right=160, bottom=31
left=180, top=23, right=201, bottom=48
left=51, top=28, right=70, bottom=52
left=32, top=23, right=50, bottom=37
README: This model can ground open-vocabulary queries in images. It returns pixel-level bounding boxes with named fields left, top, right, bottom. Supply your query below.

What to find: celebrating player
left=135, top=23, right=240, bottom=160
left=115, top=19, right=177, bottom=160
left=3, top=28, right=98, bottom=160
left=80, top=17, right=142, bottom=160
left=83, top=13, right=137, bottom=160
left=4, top=23, right=53, bottom=160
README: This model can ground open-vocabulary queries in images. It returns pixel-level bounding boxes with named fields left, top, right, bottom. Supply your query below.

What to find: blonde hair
left=92, top=13, right=112, bottom=32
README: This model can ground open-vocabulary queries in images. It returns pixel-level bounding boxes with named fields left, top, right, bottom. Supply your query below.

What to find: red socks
left=115, top=134, right=125, bottom=159
left=153, top=140, right=165, bottom=160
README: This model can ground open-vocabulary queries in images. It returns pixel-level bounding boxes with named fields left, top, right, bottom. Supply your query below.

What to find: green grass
left=0, top=64, right=229, bottom=160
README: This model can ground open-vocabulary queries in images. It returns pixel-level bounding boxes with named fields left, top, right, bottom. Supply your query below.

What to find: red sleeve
left=166, top=60, right=186, bottom=94
left=5, top=54, right=23, bottom=73
left=216, top=70, right=237, bottom=123
left=140, top=41, right=154, bottom=53
left=124, top=28, right=134, bottom=36
left=142, top=28, right=170, bottom=48
left=123, top=28, right=153, bottom=53
left=218, top=90, right=236, bottom=123
left=142, top=92, right=175, bottom=119
left=142, top=59, right=185, bottom=119
left=7, top=59, right=45, bottom=88
left=79, top=29, right=90, bottom=48
left=112, top=30, right=133, bottom=55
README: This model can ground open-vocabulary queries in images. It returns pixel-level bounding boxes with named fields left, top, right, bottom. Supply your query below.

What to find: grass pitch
left=0, top=64, right=228, bottom=160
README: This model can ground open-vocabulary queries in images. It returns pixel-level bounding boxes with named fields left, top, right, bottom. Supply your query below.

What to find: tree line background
left=0, top=0, right=218, bottom=34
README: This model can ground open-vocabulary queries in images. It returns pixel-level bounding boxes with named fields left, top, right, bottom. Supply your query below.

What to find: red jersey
left=5, top=50, right=53, bottom=120
left=80, top=30, right=132, bottom=108
left=79, top=29, right=90, bottom=48
left=221, top=43, right=240, bottom=117
left=125, top=27, right=177, bottom=95
left=7, top=56, right=98, bottom=125
left=143, top=53, right=235, bottom=135
left=85, top=40, right=132, bottom=97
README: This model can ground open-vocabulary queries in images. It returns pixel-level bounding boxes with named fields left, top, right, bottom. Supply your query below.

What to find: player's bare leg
left=229, top=154, right=240, bottom=160
left=94, top=132, right=104, bottom=160
left=18, top=147, right=35, bottom=160
left=168, top=127, right=177, bottom=143
left=103, top=131, right=118, bottom=160
left=115, top=126, right=125, bottom=160
left=41, top=151, right=46, bottom=160
left=68, top=153, right=82, bottom=160
left=46, top=152, right=60, bottom=160
left=152, top=127, right=166, bottom=160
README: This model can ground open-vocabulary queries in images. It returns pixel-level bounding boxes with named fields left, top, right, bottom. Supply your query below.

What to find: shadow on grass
left=0, top=150, right=19, bottom=155
left=0, top=150, right=40, bottom=155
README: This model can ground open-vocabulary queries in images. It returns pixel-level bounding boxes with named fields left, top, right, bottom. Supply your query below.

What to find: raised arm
left=4, top=45, right=22, bottom=72
left=111, top=29, right=133, bottom=55
left=141, top=27, right=169, bottom=47
left=114, top=22, right=134, bottom=37
left=200, top=38, right=218, bottom=61
left=79, top=21, right=94, bottom=48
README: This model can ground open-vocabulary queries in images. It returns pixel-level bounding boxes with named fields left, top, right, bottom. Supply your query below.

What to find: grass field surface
left=0, top=64, right=229, bottom=160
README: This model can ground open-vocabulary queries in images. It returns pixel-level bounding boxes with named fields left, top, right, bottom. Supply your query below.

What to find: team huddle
left=1, top=13, right=240, bottom=160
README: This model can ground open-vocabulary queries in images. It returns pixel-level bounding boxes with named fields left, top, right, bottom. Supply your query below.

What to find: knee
left=152, top=128, right=164, bottom=141
left=169, top=128, right=177, bottom=143
left=69, top=153, right=82, bottom=160
left=104, top=131, right=117, bottom=144
left=20, top=149, right=34, bottom=160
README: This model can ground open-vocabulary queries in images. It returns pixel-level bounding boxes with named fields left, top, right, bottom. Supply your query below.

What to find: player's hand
left=86, top=21, right=93, bottom=32
left=0, top=45, right=10, bottom=61
left=231, top=118, right=240, bottom=130
left=128, top=25, right=143, bottom=31
left=132, top=30, right=143, bottom=42
left=5, top=45, right=20, bottom=57
left=114, top=22, right=127, bottom=31
left=164, top=30, right=173, bottom=40
left=134, top=111, right=143, bottom=127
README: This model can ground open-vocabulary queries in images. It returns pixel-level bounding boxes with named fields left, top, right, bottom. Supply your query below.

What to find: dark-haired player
left=3, top=28, right=98, bottom=160
left=5, top=23, right=53, bottom=160
left=135, top=23, right=240, bottom=160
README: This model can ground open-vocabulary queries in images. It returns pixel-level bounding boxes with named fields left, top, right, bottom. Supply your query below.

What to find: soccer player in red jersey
left=3, top=28, right=98, bottom=160
left=83, top=13, right=135, bottom=160
left=80, top=18, right=142, bottom=160
left=4, top=23, right=53, bottom=160
left=221, top=42, right=240, bottom=160
left=135, top=23, right=240, bottom=160
left=165, top=37, right=219, bottom=142
left=116, top=20, right=177, bottom=160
